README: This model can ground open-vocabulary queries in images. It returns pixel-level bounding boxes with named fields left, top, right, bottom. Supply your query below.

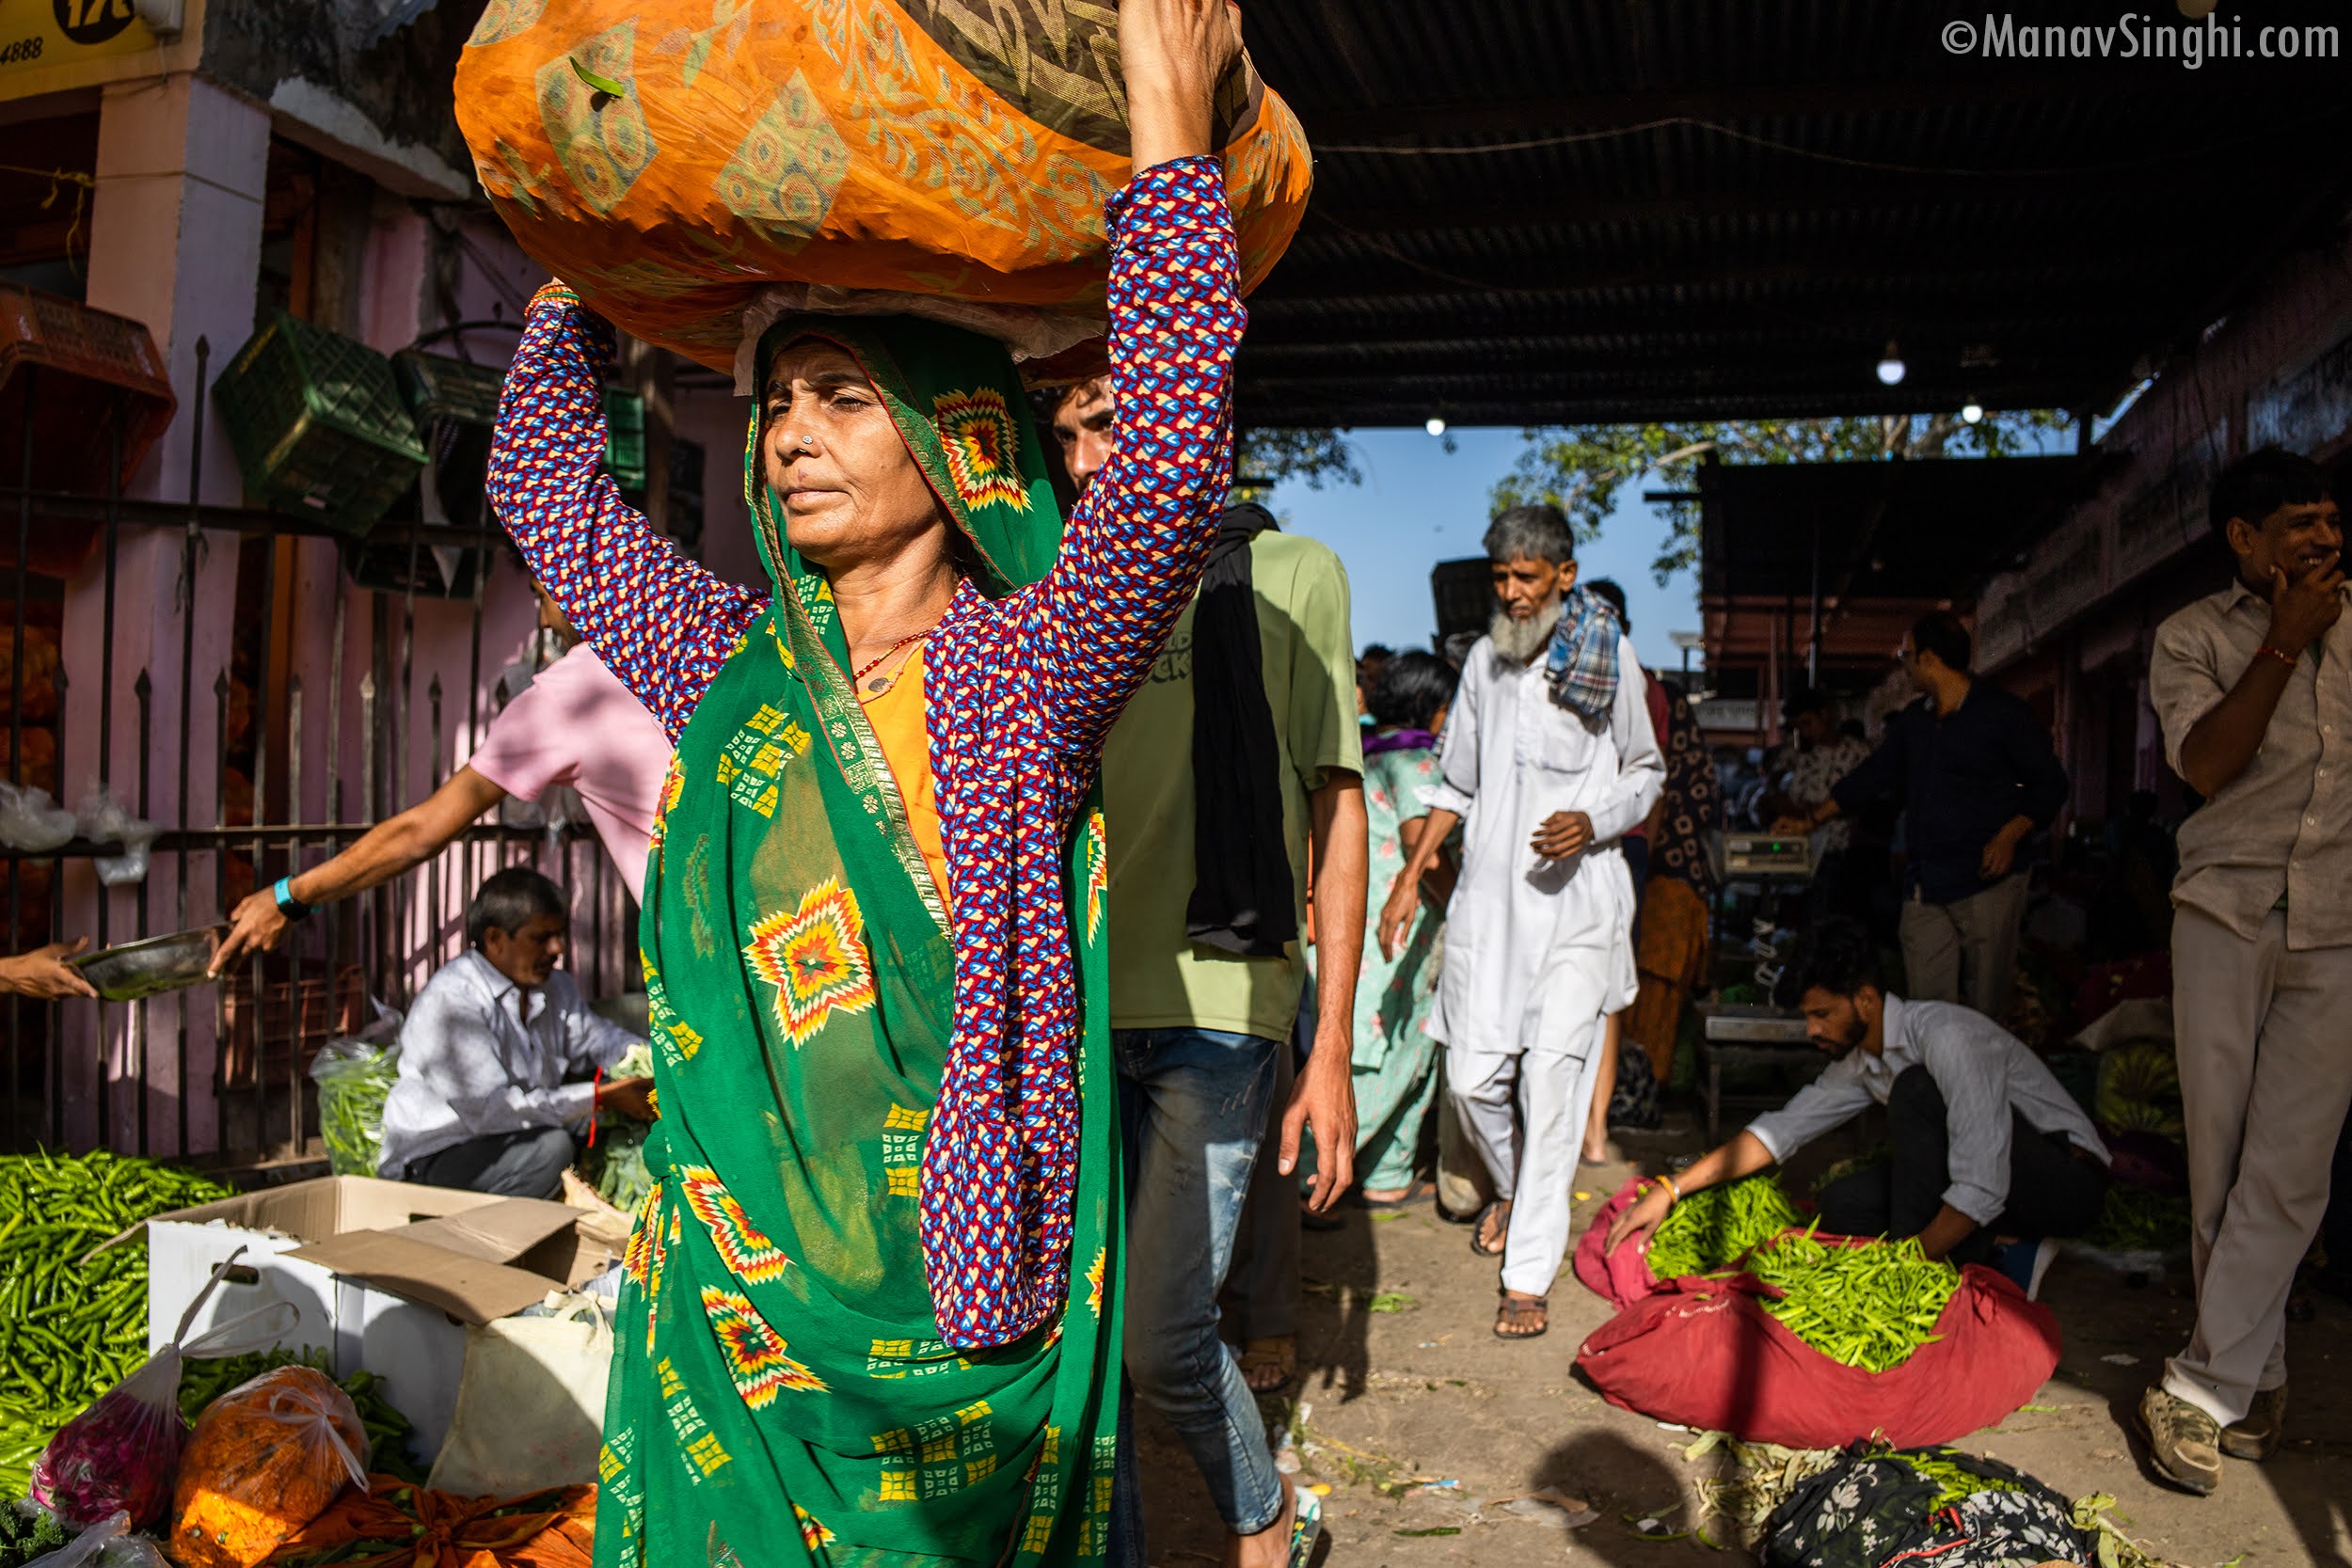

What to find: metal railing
left=3, top=346, right=632, bottom=1164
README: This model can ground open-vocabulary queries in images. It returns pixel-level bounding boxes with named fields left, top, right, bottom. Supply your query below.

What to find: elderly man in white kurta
left=1380, top=504, right=1663, bottom=1338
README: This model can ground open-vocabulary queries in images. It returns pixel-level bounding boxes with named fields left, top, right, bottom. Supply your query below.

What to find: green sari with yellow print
left=595, top=314, right=1120, bottom=1568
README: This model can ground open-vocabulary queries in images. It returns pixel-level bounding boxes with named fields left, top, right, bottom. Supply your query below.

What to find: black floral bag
left=1761, top=1445, right=2091, bottom=1568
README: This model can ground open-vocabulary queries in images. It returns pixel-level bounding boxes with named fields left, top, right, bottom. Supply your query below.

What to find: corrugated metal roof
left=1238, top=0, right=2352, bottom=426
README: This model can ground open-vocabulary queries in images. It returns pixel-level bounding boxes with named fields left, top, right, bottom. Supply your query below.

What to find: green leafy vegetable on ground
left=582, top=1045, right=657, bottom=1211
left=1644, top=1175, right=1799, bottom=1281
left=0, top=1500, right=71, bottom=1568
left=0, top=1151, right=234, bottom=1497
left=1745, top=1227, right=1960, bottom=1373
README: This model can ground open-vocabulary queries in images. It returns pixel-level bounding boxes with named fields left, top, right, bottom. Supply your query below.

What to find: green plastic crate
left=213, top=313, right=427, bottom=536
left=393, top=349, right=504, bottom=431
left=604, top=388, right=646, bottom=493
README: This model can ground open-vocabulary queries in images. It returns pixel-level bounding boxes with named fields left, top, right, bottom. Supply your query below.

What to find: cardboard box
left=122, top=1177, right=616, bottom=1460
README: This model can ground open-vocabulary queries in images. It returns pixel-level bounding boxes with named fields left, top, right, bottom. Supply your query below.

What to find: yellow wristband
left=1659, top=1173, right=1682, bottom=1205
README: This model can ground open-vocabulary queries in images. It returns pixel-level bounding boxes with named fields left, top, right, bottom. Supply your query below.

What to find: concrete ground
left=1133, top=1111, right=2352, bottom=1568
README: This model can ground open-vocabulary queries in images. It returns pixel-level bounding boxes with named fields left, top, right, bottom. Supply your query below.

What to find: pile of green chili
left=1745, top=1227, right=1961, bottom=1373
left=2080, top=1184, right=2190, bottom=1254
left=0, top=1151, right=234, bottom=1497
left=1643, top=1174, right=1800, bottom=1281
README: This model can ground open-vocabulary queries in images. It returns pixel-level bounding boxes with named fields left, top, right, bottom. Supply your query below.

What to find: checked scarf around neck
left=596, top=311, right=1121, bottom=1568
left=1544, top=584, right=1626, bottom=724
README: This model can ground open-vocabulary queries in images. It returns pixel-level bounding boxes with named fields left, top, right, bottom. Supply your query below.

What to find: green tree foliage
left=1493, top=410, right=2075, bottom=584
left=1232, top=427, right=1363, bottom=502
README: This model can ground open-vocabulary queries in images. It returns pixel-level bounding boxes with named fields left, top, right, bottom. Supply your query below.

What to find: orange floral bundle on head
left=264, top=1476, right=596, bottom=1568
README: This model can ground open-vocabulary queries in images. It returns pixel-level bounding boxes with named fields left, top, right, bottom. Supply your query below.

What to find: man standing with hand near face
left=2137, top=449, right=2349, bottom=1498
left=1377, top=504, right=1661, bottom=1340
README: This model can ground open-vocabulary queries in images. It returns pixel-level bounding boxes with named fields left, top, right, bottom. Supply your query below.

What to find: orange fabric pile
left=453, top=0, right=1311, bottom=372
left=264, top=1476, right=596, bottom=1568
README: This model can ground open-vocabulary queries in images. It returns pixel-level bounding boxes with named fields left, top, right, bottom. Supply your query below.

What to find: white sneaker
left=2025, top=1237, right=2059, bottom=1301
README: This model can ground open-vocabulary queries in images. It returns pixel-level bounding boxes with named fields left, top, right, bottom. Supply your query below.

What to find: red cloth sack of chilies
left=1574, top=1264, right=2061, bottom=1449
left=1572, top=1179, right=1666, bottom=1310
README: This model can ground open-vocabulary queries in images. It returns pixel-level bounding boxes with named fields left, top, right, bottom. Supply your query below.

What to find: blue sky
left=1261, top=426, right=1704, bottom=673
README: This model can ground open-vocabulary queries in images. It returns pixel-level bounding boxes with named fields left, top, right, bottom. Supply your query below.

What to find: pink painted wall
left=57, top=71, right=269, bottom=1153
left=47, top=83, right=650, bottom=1155
left=675, top=386, right=764, bottom=593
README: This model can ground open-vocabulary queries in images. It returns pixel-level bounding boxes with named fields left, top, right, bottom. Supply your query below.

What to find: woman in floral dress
left=1346, top=652, right=1459, bottom=1201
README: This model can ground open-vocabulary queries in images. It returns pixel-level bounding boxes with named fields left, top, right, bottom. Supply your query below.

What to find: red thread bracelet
left=2256, top=642, right=2297, bottom=671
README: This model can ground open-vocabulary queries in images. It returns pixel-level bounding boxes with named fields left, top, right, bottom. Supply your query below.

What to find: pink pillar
left=56, top=73, right=268, bottom=1154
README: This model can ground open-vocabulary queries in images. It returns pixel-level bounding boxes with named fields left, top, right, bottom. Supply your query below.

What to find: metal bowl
left=71, top=926, right=227, bottom=1002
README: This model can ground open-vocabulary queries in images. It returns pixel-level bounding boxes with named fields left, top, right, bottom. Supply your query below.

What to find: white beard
left=1488, top=597, right=1564, bottom=665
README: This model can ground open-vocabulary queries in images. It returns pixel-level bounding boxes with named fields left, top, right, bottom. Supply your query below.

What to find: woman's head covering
left=745, top=313, right=1067, bottom=612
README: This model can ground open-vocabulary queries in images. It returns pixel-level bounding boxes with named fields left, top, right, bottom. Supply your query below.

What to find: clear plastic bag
left=30, top=1253, right=298, bottom=1529
left=164, top=1368, right=366, bottom=1568
left=309, top=1042, right=399, bottom=1179
left=0, top=784, right=78, bottom=853
left=72, top=788, right=159, bottom=887
left=21, top=1513, right=170, bottom=1568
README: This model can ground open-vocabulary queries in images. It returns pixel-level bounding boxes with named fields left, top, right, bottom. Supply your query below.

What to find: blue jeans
left=1111, top=1027, right=1286, bottom=1544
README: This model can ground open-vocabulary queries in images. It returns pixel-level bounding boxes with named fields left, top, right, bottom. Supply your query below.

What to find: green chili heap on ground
left=2080, top=1183, right=2191, bottom=1254
left=0, top=1151, right=234, bottom=1497
left=1744, top=1227, right=1962, bottom=1373
left=1643, top=1174, right=1800, bottom=1281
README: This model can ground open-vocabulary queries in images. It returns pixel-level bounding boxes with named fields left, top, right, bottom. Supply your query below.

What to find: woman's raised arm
left=1026, top=97, right=1247, bottom=755
left=487, top=289, right=763, bottom=740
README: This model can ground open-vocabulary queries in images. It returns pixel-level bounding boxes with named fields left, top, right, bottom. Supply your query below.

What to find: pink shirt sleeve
left=466, top=655, right=583, bottom=800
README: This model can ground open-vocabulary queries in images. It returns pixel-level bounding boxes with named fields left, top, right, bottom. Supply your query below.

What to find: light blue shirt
left=376, top=950, right=641, bottom=1178
left=1745, top=995, right=2108, bottom=1225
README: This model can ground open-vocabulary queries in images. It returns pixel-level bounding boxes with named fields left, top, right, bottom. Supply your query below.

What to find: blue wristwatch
left=272, top=876, right=313, bottom=922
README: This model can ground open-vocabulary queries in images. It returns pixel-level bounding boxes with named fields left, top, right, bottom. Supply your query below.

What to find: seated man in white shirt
left=1606, top=917, right=2108, bottom=1292
left=375, top=867, right=654, bottom=1197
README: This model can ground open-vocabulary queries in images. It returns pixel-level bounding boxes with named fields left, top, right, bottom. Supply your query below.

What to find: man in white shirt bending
left=1377, top=503, right=1662, bottom=1340
left=1604, top=917, right=2109, bottom=1288
left=376, top=866, right=652, bottom=1197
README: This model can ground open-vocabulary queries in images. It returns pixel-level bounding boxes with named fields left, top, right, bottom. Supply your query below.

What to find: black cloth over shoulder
left=1185, top=504, right=1297, bottom=958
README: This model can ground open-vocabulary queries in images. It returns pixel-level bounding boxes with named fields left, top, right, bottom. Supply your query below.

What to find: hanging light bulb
left=1424, top=417, right=1447, bottom=437
left=1962, top=402, right=1984, bottom=424
left=1875, top=341, right=1906, bottom=387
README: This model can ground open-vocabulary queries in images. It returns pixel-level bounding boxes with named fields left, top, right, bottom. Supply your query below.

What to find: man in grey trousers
left=2137, top=448, right=2349, bottom=1496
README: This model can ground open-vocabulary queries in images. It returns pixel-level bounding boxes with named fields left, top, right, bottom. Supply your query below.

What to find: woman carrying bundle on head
left=482, top=4, right=1253, bottom=1564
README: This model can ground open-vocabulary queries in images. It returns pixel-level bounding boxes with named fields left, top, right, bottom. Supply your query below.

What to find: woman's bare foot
left=1228, top=1473, right=1298, bottom=1568
left=1360, top=1185, right=1412, bottom=1203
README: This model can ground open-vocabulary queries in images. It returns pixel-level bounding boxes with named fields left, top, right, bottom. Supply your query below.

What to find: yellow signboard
left=1, top=0, right=163, bottom=100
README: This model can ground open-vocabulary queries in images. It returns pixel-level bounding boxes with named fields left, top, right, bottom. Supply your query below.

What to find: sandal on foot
left=1238, top=1336, right=1296, bottom=1394
left=1470, top=1199, right=1510, bottom=1257
left=1493, top=1292, right=1549, bottom=1339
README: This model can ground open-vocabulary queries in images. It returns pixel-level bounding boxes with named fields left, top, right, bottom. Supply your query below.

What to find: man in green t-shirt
left=1058, top=385, right=1365, bottom=1567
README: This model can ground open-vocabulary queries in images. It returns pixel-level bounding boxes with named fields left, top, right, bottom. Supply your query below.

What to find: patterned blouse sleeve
left=486, top=293, right=765, bottom=740
left=1024, top=155, right=1246, bottom=756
